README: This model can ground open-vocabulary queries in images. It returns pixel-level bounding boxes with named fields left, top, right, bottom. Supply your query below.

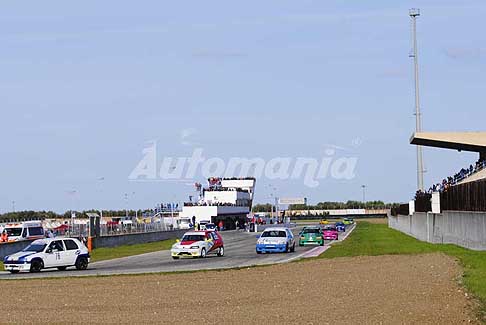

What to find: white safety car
left=3, top=238, right=90, bottom=274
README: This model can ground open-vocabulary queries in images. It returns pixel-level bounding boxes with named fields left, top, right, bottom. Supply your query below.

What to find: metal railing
left=57, top=223, right=175, bottom=238
left=99, top=223, right=172, bottom=236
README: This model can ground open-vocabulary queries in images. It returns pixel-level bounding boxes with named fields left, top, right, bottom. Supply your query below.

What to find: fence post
left=426, top=212, right=430, bottom=243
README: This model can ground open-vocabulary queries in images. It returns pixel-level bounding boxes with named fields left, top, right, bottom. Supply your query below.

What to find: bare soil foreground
left=0, top=253, right=477, bottom=324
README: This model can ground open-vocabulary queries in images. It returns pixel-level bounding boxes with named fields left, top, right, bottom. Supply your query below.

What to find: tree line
left=253, top=201, right=400, bottom=212
left=0, top=209, right=157, bottom=222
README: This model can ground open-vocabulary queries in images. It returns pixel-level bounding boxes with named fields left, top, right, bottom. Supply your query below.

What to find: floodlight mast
left=410, top=8, right=425, bottom=191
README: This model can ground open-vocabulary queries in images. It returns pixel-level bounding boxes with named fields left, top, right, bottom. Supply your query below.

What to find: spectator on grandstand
left=425, top=158, right=486, bottom=194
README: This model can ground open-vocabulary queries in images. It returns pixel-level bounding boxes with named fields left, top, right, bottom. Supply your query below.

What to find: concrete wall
left=410, top=212, right=428, bottom=242
left=93, top=229, right=186, bottom=249
left=0, top=240, right=35, bottom=259
left=389, top=211, right=486, bottom=251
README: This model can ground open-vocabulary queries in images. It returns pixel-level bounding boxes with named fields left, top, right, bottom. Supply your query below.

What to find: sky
left=1, top=1, right=486, bottom=213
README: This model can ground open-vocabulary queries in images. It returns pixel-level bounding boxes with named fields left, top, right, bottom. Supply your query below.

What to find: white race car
left=256, top=227, right=296, bottom=254
left=171, top=231, right=224, bottom=259
left=3, top=238, right=90, bottom=274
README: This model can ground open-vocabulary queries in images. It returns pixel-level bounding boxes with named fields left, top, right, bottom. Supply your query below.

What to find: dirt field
left=0, top=253, right=477, bottom=324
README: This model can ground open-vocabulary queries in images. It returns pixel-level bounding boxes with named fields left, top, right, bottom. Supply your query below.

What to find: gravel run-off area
left=0, top=253, right=478, bottom=324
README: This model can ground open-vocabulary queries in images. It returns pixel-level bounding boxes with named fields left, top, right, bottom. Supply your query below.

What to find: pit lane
left=0, top=224, right=355, bottom=279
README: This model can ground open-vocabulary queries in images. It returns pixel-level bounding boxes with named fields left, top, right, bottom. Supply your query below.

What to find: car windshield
left=23, top=243, right=47, bottom=252
left=5, top=228, right=22, bottom=236
left=324, top=227, right=337, bottom=231
left=182, top=235, right=206, bottom=242
left=261, top=230, right=287, bottom=238
left=303, top=228, right=320, bottom=234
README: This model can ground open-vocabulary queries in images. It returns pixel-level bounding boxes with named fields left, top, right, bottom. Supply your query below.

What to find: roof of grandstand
left=410, top=132, right=486, bottom=153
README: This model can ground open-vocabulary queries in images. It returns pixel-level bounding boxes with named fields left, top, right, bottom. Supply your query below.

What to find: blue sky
left=1, top=1, right=486, bottom=213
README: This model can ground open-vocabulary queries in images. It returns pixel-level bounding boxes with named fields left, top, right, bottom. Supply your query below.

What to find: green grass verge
left=321, top=222, right=486, bottom=318
left=90, top=239, right=176, bottom=263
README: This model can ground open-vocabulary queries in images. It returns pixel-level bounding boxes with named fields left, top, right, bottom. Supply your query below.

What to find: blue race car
left=335, top=222, right=346, bottom=232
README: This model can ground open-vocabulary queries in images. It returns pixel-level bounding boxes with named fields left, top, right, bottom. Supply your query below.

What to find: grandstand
left=179, top=177, right=256, bottom=229
left=388, top=131, right=486, bottom=250
left=411, top=132, right=486, bottom=190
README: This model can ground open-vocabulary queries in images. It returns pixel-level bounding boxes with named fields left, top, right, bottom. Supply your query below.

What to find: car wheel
left=290, top=243, right=295, bottom=253
left=30, top=259, right=44, bottom=273
left=285, top=243, right=289, bottom=253
left=57, top=266, right=67, bottom=271
left=256, top=249, right=262, bottom=254
left=319, top=241, right=324, bottom=246
left=172, top=256, right=180, bottom=260
left=217, top=246, right=224, bottom=257
left=9, top=270, right=20, bottom=274
left=75, top=256, right=89, bottom=270
left=200, top=248, right=207, bottom=258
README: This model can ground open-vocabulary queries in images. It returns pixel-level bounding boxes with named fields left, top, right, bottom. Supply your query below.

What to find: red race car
left=171, top=230, right=224, bottom=259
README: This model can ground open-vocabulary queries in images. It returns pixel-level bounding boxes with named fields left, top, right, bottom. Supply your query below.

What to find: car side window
left=211, top=232, right=219, bottom=240
left=64, top=240, right=79, bottom=251
left=49, top=241, right=64, bottom=252
left=22, top=228, right=28, bottom=238
left=28, top=227, right=44, bottom=236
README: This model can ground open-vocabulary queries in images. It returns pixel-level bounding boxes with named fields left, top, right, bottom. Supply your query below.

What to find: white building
left=179, top=177, right=256, bottom=229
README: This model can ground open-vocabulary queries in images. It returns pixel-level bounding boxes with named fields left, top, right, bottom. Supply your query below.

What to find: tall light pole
left=410, top=8, right=425, bottom=191
left=124, top=193, right=129, bottom=219
left=97, top=177, right=104, bottom=219
left=361, top=185, right=366, bottom=203
left=12, top=201, right=15, bottom=213
left=67, top=189, right=77, bottom=235
left=267, top=184, right=277, bottom=221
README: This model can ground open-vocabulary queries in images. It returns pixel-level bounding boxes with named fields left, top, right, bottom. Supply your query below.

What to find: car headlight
left=190, top=246, right=199, bottom=249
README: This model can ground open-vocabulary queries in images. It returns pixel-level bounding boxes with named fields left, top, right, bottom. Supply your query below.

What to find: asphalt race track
left=0, top=224, right=355, bottom=280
